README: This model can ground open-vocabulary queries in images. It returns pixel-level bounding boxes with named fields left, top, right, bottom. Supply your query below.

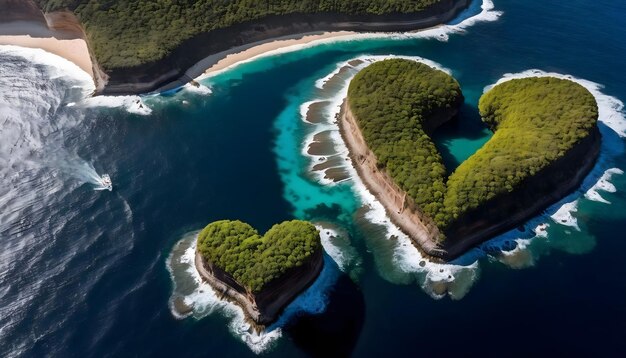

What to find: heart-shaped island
left=195, top=220, right=323, bottom=327
left=341, top=59, right=600, bottom=260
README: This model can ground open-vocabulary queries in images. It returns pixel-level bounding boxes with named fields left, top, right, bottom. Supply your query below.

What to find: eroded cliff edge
left=339, top=101, right=601, bottom=261
left=194, top=245, right=324, bottom=329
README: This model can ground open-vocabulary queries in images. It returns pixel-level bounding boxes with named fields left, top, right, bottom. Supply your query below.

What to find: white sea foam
left=0, top=45, right=95, bottom=95
left=167, top=232, right=341, bottom=354
left=196, top=0, right=501, bottom=81
left=183, top=82, right=213, bottom=95
left=0, top=45, right=112, bottom=193
left=317, top=225, right=357, bottom=272
left=81, top=95, right=152, bottom=115
left=388, top=0, right=503, bottom=42
left=585, top=168, right=623, bottom=203
left=166, top=234, right=283, bottom=353
left=0, top=45, right=153, bottom=116
left=551, top=201, right=581, bottom=231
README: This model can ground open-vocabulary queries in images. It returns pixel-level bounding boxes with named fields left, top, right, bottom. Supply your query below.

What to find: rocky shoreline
left=339, top=101, right=601, bottom=261
left=194, top=246, right=324, bottom=330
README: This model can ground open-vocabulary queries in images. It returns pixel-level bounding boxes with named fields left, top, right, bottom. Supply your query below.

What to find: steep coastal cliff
left=195, top=248, right=323, bottom=328
left=99, top=0, right=470, bottom=94
left=341, top=61, right=601, bottom=261
left=0, top=0, right=107, bottom=90
left=194, top=220, right=324, bottom=329
left=28, top=0, right=469, bottom=94
left=341, top=100, right=601, bottom=260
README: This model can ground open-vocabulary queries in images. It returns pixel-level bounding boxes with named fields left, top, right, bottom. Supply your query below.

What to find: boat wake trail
left=0, top=45, right=136, bottom=357
left=0, top=46, right=112, bottom=192
left=53, top=153, right=113, bottom=191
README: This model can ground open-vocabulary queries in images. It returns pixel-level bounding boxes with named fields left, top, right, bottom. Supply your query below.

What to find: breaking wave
left=166, top=227, right=344, bottom=354
left=0, top=45, right=135, bottom=357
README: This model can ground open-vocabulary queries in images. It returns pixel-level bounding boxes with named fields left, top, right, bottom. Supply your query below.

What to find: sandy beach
left=0, top=10, right=94, bottom=79
left=200, top=31, right=356, bottom=77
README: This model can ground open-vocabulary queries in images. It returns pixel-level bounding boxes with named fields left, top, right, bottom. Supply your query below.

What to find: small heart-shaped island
left=341, top=59, right=600, bottom=260
left=195, top=220, right=323, bottom=328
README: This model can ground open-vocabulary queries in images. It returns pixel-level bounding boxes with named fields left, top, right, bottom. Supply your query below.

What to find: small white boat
left=98, top=174, right=113, bottom=191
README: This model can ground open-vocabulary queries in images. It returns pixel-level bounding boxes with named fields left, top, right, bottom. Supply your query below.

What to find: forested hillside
left=34, top=0, right=443, bottom=69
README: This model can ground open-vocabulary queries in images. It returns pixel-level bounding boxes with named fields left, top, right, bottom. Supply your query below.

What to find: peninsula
left=341, top=59, right=600, bottom=260
left=195, top=220, right=323, bottom=329
left=17, top=0, right=471, bottom=94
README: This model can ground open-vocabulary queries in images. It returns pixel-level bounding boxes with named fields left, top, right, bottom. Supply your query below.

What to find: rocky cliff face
left=195, top=247, right=324, bottom=328
left=340, top=99, right=601, bottom=261
left=441, top=127, right=601, bottom=258
left=339, top=101, right=461, bottom=258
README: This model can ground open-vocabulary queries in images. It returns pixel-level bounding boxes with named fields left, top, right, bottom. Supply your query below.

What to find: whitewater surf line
left=166, top=223, right=350, bottom=354
left=297, top=57, right=625, bottom=299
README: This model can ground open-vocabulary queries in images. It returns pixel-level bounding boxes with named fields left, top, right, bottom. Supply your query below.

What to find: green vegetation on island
left=445, top=77, right=598, bottom=219
left=347, top=59, right=461, bottom=226
left=35, top=0, right=444, bottom=69
left=347, top=59, right=599, bottom=238
left=197, top=220, right=321, bottom=293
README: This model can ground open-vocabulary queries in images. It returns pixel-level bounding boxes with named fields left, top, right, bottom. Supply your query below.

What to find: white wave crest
left=81, top=95, right=152, bottom=115
left=550, top=201, right=580, bottom=231
left=0, top=45, right=95, bottom=96
left=585, top=168, right=623, bottom=203
left=184, top=82, right=213, bottom=95
left=166, top=232, right=341, bottom=354
left=389, top=0, right=503, bottom=42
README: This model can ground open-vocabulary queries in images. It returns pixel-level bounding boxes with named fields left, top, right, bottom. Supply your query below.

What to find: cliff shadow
left=284, top=274, right=365, bottom=357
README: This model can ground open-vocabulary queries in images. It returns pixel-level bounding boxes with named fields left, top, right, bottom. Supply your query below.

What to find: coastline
left=194, top=247, right=324, bottom=329
left=0, top=21, right=93, bottom=79
left=338, top=101, right=451, bottom=259
left=0, top=1, right=103, bottom=90
left=197, top=31, right=357, bottom=79
left=339, top=100, right=602, bottom=261
left=1, top=0, right=471, bottom=95
left=102, top=0, right=471, bottom=94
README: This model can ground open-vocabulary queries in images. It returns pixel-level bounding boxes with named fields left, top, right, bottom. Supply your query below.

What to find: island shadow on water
left=284, top=274, right=365, bottom=358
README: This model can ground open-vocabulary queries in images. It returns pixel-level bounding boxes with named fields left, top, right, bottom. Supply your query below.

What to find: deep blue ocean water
left=1, top=0, right=626, bottom=356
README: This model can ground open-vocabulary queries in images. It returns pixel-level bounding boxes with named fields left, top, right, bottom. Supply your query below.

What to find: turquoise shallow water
left=1, top=0, right=626, bottom=356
